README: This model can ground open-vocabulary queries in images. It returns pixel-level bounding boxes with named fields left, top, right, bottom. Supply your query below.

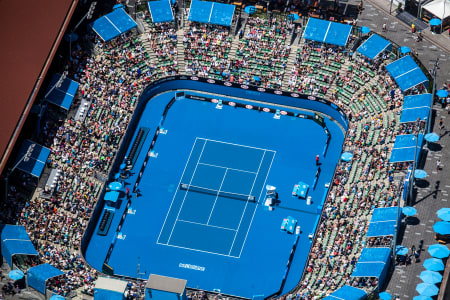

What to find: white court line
left=198, top=162, right=257, bottom=175
left=237, top=151, right=276, bottom=257
left=228, top=150, right=266, bottom=256
left=156, top=241, right=239, bottom=258
left=200, top=137, right=275, bottom=152
left=207, top=168, right=228, bottom=225
left=178, top=219, right=236, bottom=231
left=167, top=140, right=208, bottom=244
left=157, top=138, right=201, bottom=243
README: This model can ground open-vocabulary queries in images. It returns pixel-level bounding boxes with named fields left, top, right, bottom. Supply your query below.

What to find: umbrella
left=400, top=46, right=411, bottom=54
left=114, top=173, right=121, bottom=180
left=425, top=132, right=440, bottom=143
left=416, top=283, right=439, bottom=296
left=341, top=152, right=353, bottom=161
left=429, top=18, right=441, bottom=26
left=379, top=292, right=392, bottom=300
left=414, top=169, right=427, bottom=179
left=120, top=163, right=126, bottom=170
left=420, top=270, right=443, bottom=284
left=413, top=296, right=433, bottom=300
left=437, top=207, right=450, bottom=221
left=402, top=206, right=417, bottom=216
left=433, top=221, right=450, bottom=235
left=244, top=6, right=256, bottom=14
left=113, top=3, right=125, bottom=10
left=423, top=258, right=445, bottom=271
left=50, top=295, right=65, bottom=300
left=360, top=26, right=370, bottom=34
left=8, top=269, right=24, bottom=280
left=253, top=76, right=261, bottom=82
left=428, top=244, right=450, bottom=258
left=288, top=13, right=300, bottom=21
left=64, top=33, right=78, bottom=42
left=108, top=181, right=122, bottom=191
left=436, top=89, right=448, bottom=98
left=395, top=245, right=408, bottom=255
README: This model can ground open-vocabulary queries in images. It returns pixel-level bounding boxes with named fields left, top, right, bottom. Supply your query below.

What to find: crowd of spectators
left=0, top=9, right=435, bottom=299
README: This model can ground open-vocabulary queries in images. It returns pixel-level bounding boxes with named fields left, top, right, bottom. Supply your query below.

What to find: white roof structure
left=422, top=0, right=450, bottom=20
left=94, top=277, right=128, bottom=294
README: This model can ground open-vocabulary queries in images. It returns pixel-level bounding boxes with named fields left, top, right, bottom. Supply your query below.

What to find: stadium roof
left=0, top=0, right=78, bottom=174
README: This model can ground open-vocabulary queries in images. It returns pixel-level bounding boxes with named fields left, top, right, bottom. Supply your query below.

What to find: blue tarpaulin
left=94, top=277, right=127, bottom=300
left=1, top=225, right=38, bottom=267
left=104, top=191, right=120, bottom=203
left=352, top=248, right=391, bottom=286
left=14, top=140, right=50, bottom=177
left=45, top=74, right=80, bottom=110
left=303, top=18, right=352, bottom=46
left=400, top=94, right=432, bottom=123
left=356, top=34, right=392, bottom=60
left=27, top=264, right=64, bottom=295
left=386, top=56, right=429, bottom=91
left=188, top=0, right=235, bottom=26
left=91, top=8, right=137, bottom=42
left=367, top=207, right=401, bottom=237
left=323, top=285, right=367, bottom=300
left=389, top=134, right=424, bottom=163
left=148, top=0, right=174, bottom=23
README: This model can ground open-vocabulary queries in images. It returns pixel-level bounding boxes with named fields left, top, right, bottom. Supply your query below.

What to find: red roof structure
left=0, top=0, right=78, bottom=174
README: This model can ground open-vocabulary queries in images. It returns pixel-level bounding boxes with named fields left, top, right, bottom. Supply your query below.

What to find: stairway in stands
left=176, top=28, right=186, bottom=74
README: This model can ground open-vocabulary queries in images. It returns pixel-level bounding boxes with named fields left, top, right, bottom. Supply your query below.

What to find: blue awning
left=104, top=191, right=120, bottom=202
left=91, top=8, right=137, bottom=42
left=357, top=34, right=392, bottom=60
left=323, top=285, right=367, bottom=300
left=370, top=206, right=400, bottom=222
left=400, top=94, right=432, bottom=123
left=389, top=134, right=424, bottom=163
left=386, top=56, right=429, bottom=91
left=188, top=0, right=235, bottom=26
left=367, top=221, right=398, bottom=237
left=45, top=74, right=80, bottom=110
left=27, top=264, right=64, bottom=295
left=303, top=18, right=352, bottom=46
left=352, top=248, right=391, bottom=285
left=148, top=0, right=174, bottom=23
left=1, top=225, right=38, bottom=267
left=14, top=140, right=51, bottom=177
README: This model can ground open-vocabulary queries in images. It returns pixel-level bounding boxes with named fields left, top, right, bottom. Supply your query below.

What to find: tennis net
left=180, top=183, right=256, bottom=202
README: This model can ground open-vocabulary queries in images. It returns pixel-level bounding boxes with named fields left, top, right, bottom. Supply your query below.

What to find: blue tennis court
left=83, top=78, right=346, bottom=298
left=158, top=138, right=275, bottom=257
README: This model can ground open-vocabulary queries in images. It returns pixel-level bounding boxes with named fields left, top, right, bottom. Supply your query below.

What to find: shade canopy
left=244, top=6, right=256, bottom=14
left=436, top=89, right=448, bottom=98
left=303, top=18, right=352, bottom=46
left=423, top=0, right=450, bottom=20
left=437, top=207, right=450, bottom=221
left=8, top=269, right=25, bottom=280
left=27, top=264, right=64, bottom=295
left=148, top=0, right=174, bottom=23
left=379, top=292, right=392, bottom=300
left=428, top=244, right=450, bottom=258
left=413, top=296, right=433, bottom=300
left=423, top=258, right=445, bottom=271
left=91, top=8, right=137, bottom=42
left=433, top=221, right=450, bottom=235
left=94, top=277, right=128, bottom=300
left=429, top=18, right=442, bottom=26
left=322, top=285, right=367, bottom=300
left=416, top=283, right=439, bottom=296
left=108, top=181, right=122, bottom=191
left=386, top=56, right=429, bottom=91
left=104, top=191, right=120, bottom=203
left=45, top=73, right=79, bottom=110
left=367, top=207, right=401, bottom=237
left=402, top=206, right=417, bottom=216
left=420, top=270, right=442, bottom=284
left=400, top=94, right=432, bottom=123
left=351, top=247, right=391, bottom=286
left=188, top=0, right=235, bottom=26
left=1, top=224, right=38, bottom=267
left=288, top=13, right=300, bottom=21
left=389, top=134, right=424, bottom=163
left=14, top=140, right=51, bottom=178
left=400, top=46, right=411, bottom=54
left=360, top=26, right=370, bottom=34
left=357, top=34, right=392, bottom=60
